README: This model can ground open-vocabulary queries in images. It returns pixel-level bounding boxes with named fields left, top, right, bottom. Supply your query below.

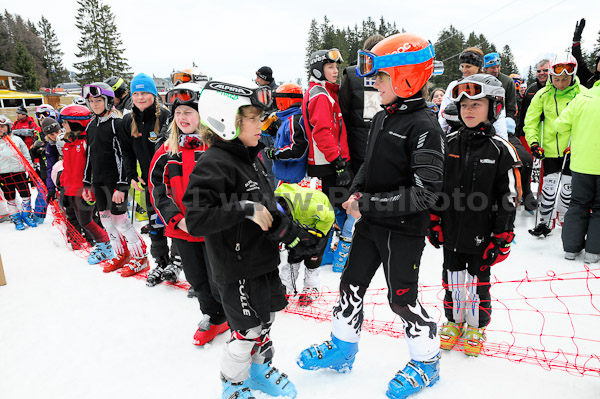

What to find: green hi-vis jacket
left=555, top=80, right=600, bottom=175
left=524, top=76, right=587, bottom=158
left=275, top=183, right=335, bottom=235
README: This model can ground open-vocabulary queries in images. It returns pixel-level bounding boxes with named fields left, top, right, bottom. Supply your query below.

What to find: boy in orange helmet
left=297, top=33, right=445, bottom=399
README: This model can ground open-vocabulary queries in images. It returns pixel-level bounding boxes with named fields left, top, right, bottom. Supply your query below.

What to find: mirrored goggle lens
left=451, top=82, right=484, bottom=100
left=357, top=51, right=376, bottom=77
left=328, top=49, right=343, bottom=63
left=551, top=64, right=576, bottom=76
left=255, top=87, right=272, bottom=108
left=36, top=111, right=51, bottom=118
left=165, top=89, right=195, bottom=105
left=82, top=85, right=103, bottom=98
left=171, top=72, right=192, bottom=85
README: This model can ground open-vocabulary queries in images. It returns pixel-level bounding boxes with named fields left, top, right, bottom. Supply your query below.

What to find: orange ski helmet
left=357, top=33, right=435, bottom=98
left=274, top=83, right=303, bottom=111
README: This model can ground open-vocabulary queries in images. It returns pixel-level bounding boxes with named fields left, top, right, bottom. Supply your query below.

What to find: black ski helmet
left=309, top=49, right=343, bottom=81
left=104, top=76, right=128, bottom=98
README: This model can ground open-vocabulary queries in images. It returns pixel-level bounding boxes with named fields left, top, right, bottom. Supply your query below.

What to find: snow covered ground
left=1, top=208, right=599, bottom=398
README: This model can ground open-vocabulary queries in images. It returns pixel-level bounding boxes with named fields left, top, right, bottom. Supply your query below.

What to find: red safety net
left=283, top=266, right=600, bottom=377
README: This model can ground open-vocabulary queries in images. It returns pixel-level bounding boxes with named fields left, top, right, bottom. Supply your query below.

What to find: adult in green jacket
left=524, top=53, right=587, bottom=237
left=555, top=80, right=600, bottom=263
left=275, top=182, right=335, bottom=304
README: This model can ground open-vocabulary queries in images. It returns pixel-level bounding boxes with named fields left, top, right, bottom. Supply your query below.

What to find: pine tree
left=74, top=0, right=131, bottom=84
left=14, top=41, right=39, bottom=91
left=431, top=25, right=465, bottom=89
left=526, top=65, right=535, bottom=85
left=305, top=19, right=321, bottom=77
left=500, top=44, right=518, bottom=75
left=465, top=32, right=478, bottom=48
left=38, top=16, right=69, bottom=87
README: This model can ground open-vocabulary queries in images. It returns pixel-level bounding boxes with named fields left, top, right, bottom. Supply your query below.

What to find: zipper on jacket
left=235, top=225, right=243, bottom=261
left=364, top=114, right=387, bottom=189
left=554, top=90, right=561, bottom=156
left=454, top=136, right=471, bottom=252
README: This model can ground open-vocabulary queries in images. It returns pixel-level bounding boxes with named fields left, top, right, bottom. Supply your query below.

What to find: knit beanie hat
left=256, top=66, right=274, bottom=83
left=41, top=117, right=61, bottom=135
left=17, top=105, right=28, bottom=115
left=131, top=73, right=158, bottom=97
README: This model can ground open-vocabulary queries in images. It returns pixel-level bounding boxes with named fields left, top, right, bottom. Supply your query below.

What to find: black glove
left=46, top=190, right=56, bottom=203
left=266, top=212, right=299, bottom=245
left=264, top=146, right=278, bottom=160
left=333, top=156, right=353, bottom=187
left=530, top=142, right=545, bottom=160
left=287, top=226, right=324, bottom=258
left=573, top=18, right=585, bottom=43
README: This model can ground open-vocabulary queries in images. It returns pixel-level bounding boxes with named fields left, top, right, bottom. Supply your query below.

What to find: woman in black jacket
left=182, top=81, right=296, bottom=399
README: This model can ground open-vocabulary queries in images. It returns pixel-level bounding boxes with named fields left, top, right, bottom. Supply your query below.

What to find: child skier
left=275, top=182, right=334, bottom=306
left=119, top=73, right=180, bottom=285
left=60, top=104, right=114, bottom=264
left=263, top=83, right=307, bottom=184
left=429, top=74, right=521, bottom=357
left=182, top=80, right=297, bottom=399
left=524, top=53, right=586, bottom=237
left=148, top=82, right=228, bottom=345
left=81, top=82, right=148, bottom=277
left=297, top=33, right=445, bottom=399
left=0, top=115, right=37, bottom=230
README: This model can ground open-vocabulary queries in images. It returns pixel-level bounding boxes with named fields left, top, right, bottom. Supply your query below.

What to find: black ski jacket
left=83, top=111, right=128, bottom=191
left=498, top=72, right=517, bottom=120
left=437, top=124, right=520, bottom=254
left=350, top=96, right=446, bottom=236
left=119, top=103, right=171, bottom=184
left=516, top=79, right=545, bottom=137
left=182, top=139, right=279, bottom=284
left=572, top=42, right=599, bottom=89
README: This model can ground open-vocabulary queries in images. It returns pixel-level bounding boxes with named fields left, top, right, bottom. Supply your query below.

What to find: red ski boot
left=121, top=256, right=149, bottom=277
left=193, top=316, right=229, bottom=346
left=102, top=251, right=130, bottom=273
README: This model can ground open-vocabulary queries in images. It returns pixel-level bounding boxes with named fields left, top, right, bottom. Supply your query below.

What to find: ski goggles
left=171, top=71, right=208, bottom=86
left=310, top=49, right=344, bottom=65
left=356, top=42, right=436, bottom=77
left=204, top=81, right=273, bottom=110
left=82, top=84, right=113, bottom=99
left=449, top=81, right=487, bottom=101
left=273, top=92, right=303, bottom=100
left=550, top=63, right=576, bottom=76
left=35, top=110, right=52, bottom=119
left=0, top=115, right=10, bottom=125
left=165, top=88, right=200, bottom=106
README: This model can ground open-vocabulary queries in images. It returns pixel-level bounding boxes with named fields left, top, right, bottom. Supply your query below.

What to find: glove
left=482, top=231, right=515, bottom=270
left=266, top=212, right=299, bottom=245
left=573, top=18, right=585, bottom=43
left=427, top=214, right=443, bottom=249
left=287, top=226, right=324, bottom=258
left=563, top=146, right=571, bottom=156
left=46, top=190, right=56, bottom=203
left=530, top=142, right=545, bottom=160
left=264, top=146, right=278, bottom=160
left=334, top=156, right=353, bottom=187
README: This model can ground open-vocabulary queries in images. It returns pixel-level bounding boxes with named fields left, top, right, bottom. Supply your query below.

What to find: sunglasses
left=536, top=69, right=549, bottom=73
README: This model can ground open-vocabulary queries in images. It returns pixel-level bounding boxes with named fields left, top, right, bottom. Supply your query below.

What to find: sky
left=7, top=0, right=600, bottom=86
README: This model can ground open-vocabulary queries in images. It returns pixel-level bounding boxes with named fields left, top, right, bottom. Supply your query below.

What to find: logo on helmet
left=393, top=43, right=415, bottom=54
left=207, top=82, right=253, bottom=96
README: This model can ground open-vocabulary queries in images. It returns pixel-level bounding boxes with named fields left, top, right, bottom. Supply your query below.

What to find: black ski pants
left=562, top=172, right=600, bottom=255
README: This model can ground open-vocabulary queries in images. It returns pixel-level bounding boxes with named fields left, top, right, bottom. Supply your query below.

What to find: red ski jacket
left=12, top=116, right=41, bottom=149
left=61, top=133, right=87, bottom=196
left=302, top=79, right=350, bottom=177
left=149, top=141, right=207, bottom=242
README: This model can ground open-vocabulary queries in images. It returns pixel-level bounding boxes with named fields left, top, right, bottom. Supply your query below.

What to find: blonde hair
left=131, top=96, right=162, bottom=138
left=165, top=113, right=203, bottom=156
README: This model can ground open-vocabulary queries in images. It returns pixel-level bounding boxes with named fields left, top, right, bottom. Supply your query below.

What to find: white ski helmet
left=448, top=73, right=505, bottom=123
left=198, top=80, right=272, bottom=140
left=0, top=114, right=12, bottom=136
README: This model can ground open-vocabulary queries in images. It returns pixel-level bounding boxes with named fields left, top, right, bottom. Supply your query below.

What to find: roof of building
left=0, top=69, right=23, bottom=78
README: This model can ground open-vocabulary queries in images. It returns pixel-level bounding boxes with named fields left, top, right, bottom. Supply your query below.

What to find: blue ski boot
left=297, top=335, right=358, bottom=373
left=88, top=242, right=115, bottom=265
left=221, top=376, right=255, bottom=399
left=10, top=214, right=26, bottom=231
left=386, top=353, right=441, bottom=399
left=248, top=361, right=296, bottom=398
left=332, top=236, right=351, bottom=272
left=21, top=202, right=37, bottom=228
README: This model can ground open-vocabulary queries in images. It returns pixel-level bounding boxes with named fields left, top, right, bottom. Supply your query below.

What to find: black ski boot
left=146, top=256, right=169, bottom=287
left=163, top=256, right=183, bottom=283
left=529, top=222, right=551, bottom=237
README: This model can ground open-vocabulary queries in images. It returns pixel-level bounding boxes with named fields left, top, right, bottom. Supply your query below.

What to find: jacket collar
left=212, top=138, right=264, bottom=164
left=459, top=122, right=495, bottom=139
left=133, top=102, right=157, bottom=121
left=309, top=77, right=339, bottom=95
left=382, top=93, right=426, bottom=115
left=276, top=103, right=302, bottom=118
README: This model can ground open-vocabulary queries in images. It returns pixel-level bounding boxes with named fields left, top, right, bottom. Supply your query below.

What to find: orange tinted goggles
left=171, top=72, right=192, bottom=85
left=165, top=89, right=199, bottom=106
left=551, top=63, right=576, bottom=76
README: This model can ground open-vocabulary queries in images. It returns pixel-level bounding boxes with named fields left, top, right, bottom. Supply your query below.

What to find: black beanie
left=41, top=117, right=61, bottom=135
left=256, top=66, right=274, bottom=83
